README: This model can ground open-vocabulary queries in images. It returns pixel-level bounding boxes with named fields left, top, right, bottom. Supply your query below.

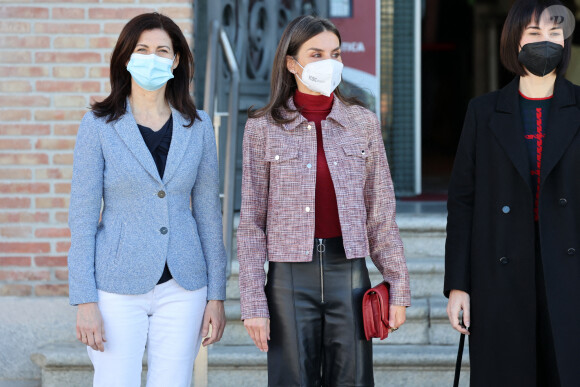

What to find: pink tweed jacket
left=237, top=96, right=411, bottom=319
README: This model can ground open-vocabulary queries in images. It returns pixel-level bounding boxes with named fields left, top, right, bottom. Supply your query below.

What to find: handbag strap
left=453, top=333, right=465, bottom=387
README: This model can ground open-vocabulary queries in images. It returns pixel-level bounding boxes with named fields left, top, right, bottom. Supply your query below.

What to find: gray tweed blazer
left=68, top=104, right=226, bottom=305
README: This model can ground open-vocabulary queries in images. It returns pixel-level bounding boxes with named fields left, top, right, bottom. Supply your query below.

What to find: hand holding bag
left=362, top=282, right=390, bottom=340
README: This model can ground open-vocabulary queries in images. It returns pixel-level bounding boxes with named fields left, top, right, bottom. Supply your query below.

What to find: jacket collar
left=113, top=99, right=193, bottom=185
left=281, top=95, right=352, bottom=131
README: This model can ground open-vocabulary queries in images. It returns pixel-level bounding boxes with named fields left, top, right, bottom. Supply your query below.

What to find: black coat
left=445, top=76, right=580, bottom=387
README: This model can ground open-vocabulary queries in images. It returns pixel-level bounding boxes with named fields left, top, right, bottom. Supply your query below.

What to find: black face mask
left=518, top=41, right=564, bottom=77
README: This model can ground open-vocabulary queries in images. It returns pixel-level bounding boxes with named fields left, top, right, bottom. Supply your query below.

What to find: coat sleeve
left=237, top=118, right=270, bottom=320
left=191, top=111, right=227, bottom=301
left=68, top=112, right=103, bottom=306
left=364, top=113, right=411, bottom=307
left=444, top=100, right=477, bottom=297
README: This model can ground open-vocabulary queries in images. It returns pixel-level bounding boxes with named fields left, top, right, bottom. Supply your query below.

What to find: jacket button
left=502, top=206, right=510, bottom=214
left=274, top=155, right=280, bottom=161
left=568, top=248, right=576, bottom=256
left=305, top=207, right=311, bottom=212
left=560, top=198, right=568, bottom=207
left=160, top=227, right=168, bottom=235
left=499, top=257, right=509, bottom=265
left=157, top=190, right=166, bottom=198
left=307, top=125, right=312, bottom=130
left=306, top=163, right=312, bottom=169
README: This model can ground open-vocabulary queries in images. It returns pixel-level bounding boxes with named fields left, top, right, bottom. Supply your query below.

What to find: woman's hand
left=447, top=289, right=470, bottom=335
left=244, top=317, right=270, bottom=352
left=388, top=305, right=407, bottom=332
left=77, top=302, right=106, bottom=351
left=201, top=300, right=226, bottom=346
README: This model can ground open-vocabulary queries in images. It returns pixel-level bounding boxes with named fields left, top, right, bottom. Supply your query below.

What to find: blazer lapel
left=113, top=103, right=162, bottom=183
left=540, top=77, right=580, bottom=186
left=489, top=77, right=533, bottom=191
left=162, top=108, right=194, bottom=184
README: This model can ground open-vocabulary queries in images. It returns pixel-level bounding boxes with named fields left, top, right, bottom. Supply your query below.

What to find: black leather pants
left=265, top=237, right=374, bottom=387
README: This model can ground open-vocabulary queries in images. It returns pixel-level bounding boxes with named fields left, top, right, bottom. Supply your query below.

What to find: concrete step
left=226, top=257, right=445, bottom=301
left=207, top=344, right=469, bottom=387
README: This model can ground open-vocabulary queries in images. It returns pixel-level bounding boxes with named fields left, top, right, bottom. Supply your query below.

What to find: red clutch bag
left=362, top=282, right=390, bottom=341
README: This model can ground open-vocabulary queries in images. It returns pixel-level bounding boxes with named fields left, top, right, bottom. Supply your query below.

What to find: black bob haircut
left=500, top=0, right=572, bottom=76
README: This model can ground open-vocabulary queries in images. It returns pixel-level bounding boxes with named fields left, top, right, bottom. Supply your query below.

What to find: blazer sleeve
left=237, top=117, right=270, bottom=320
left=68, top=112, right=104, bottom=305
left=364, top=113, right=411, bottom=307
left=191, top=111, right=227, bottom=301
left=444, top=100, right=477, bottom=297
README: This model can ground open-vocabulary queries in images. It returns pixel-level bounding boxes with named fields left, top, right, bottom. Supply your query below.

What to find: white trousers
left=87, top=280, right=207, bottom=387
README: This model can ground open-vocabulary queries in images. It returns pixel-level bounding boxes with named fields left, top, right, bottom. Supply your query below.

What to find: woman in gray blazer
left=68, top=13, right=227, bottom=387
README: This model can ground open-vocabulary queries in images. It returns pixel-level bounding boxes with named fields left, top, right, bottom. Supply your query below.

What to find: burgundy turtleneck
left=294, top=90, right=342, bottom=238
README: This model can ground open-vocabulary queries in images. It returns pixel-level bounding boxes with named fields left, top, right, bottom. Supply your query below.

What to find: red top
left=294, top=90, right=342, bottom=238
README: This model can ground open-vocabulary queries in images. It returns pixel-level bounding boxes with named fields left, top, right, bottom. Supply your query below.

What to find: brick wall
left=0, top=1, right=194, bottom=297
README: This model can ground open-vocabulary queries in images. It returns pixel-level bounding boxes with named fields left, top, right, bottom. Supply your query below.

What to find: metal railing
left=194, top=19, right=239, bottom=387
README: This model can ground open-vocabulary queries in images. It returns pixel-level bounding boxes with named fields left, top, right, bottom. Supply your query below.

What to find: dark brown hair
left=248, top=15, right=364, bottom=123
left=92, top=12, right=200, bottom=126
left=500, top=0, right=572, bottom=76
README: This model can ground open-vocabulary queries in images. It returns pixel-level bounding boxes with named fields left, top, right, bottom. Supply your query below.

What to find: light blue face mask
left=126, top=53, right=175, bottom=91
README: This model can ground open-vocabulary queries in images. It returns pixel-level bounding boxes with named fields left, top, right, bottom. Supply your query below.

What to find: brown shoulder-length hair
left=92, top=12, right=200, bottom=126
left=500, top=0, right=572, bottom=77
left=249, top=15, right=364, bottom=123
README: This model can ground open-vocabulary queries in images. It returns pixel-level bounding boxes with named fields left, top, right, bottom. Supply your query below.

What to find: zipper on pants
left=317, top=238, right=325, bottom=303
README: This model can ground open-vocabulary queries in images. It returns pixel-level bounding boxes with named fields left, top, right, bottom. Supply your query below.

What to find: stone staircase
left=22, top=211, right=470, bottom=386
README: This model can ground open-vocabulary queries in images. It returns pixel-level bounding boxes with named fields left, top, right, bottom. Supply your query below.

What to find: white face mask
left=294, top=58, right=343, bottom=97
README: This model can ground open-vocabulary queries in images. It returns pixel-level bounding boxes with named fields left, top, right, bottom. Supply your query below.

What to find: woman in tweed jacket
left=237, top=15, right=411, bottom=386
left=68, top=13, right=226, bottom=386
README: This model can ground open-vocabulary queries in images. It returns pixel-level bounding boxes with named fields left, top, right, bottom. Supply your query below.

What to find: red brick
left=55, top=269, right=68, bottom=280
left=90, top=95, right=107, bottom=104
left=36, top=167, right=73, bottom=180
left=56, top=241, right=71, bottom=253
left=35, top=52, right=100, bottom=63
left=34, top=0, right=97, bottom=3
left=36, top=197, right=69, bottom=208
left=0, top=284, right=32, bottom=296
left=0, top=270, right=50, bottom=281
left=0, top=81, right=32, bottom=92
left=55, top=211, right=69, bottom=223
left=0, top=66, right=48, bottom=77
left=54, top=36, right=87, bottom=49
left=0, top=226, right=32, bottom=238
left=0, top=35, right=49, bottom=49
left=35, top=23, right=99, bottom=34
left=0, top=21, right=30, bottom=33
left=0, top=110, right=31, bottom=121
left=35, top=139, right=76, bottom=150
left=0, top=169, right=32, bottom=180
left=176, top=22, right=192, bottom=35
left=52, top=7, right=85, bottom=19
left=35, top=284, right=69, bottom=296
left=0, top=153, right=49, bottom=165
left=0, top=139, right=31, bottom=150
left=0, top=197, right=31, bottom=208
left=54, top=96, right=87, bottom=108
left=0, top=96, right=50, bottom=107
left=0, top=243, right=50, bottom=254
left=37, top=81, right=99, bottom=93
left=0, top=183, right=50, bottom=194
left=53, top=154, right=74, bottom=165
left=0, top=256, right=31, bottom=267
left=34, top=110, right=86, bottom=121
left=0, top=6, right=49, bottom=18
left=0, top=124, right=50, bottom=136
left=88, top=7, right=154, bottom=19
left=89, top=66, right=109, bottom=78
left=35, top=256, right=68, bottom=267
left=35, top=228, right=71, bottom=238
left=141, top=0, right=190, bottom=3
left=158, top=7, right=193, bottom=19
left=0, top=51, right=30, bottom=63
left=89, top=37, right=117, bottom=49
left=0, top=211, right=49, bottom=223
left=54, top=124, right=79, bottom=136
left=54, top=183, right=71, bottom=194
left=103, top=23, right=124, bottom=34
left=53, top=67, right=86, bottom=79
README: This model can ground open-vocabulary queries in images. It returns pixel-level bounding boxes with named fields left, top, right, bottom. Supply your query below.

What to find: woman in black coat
left=445, top=1, right=580, bottom=386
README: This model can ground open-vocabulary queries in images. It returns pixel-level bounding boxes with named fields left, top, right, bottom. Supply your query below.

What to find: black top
left=137, top=115, right=173, bottom=284
left=519, top=92, right=552, bottom=221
